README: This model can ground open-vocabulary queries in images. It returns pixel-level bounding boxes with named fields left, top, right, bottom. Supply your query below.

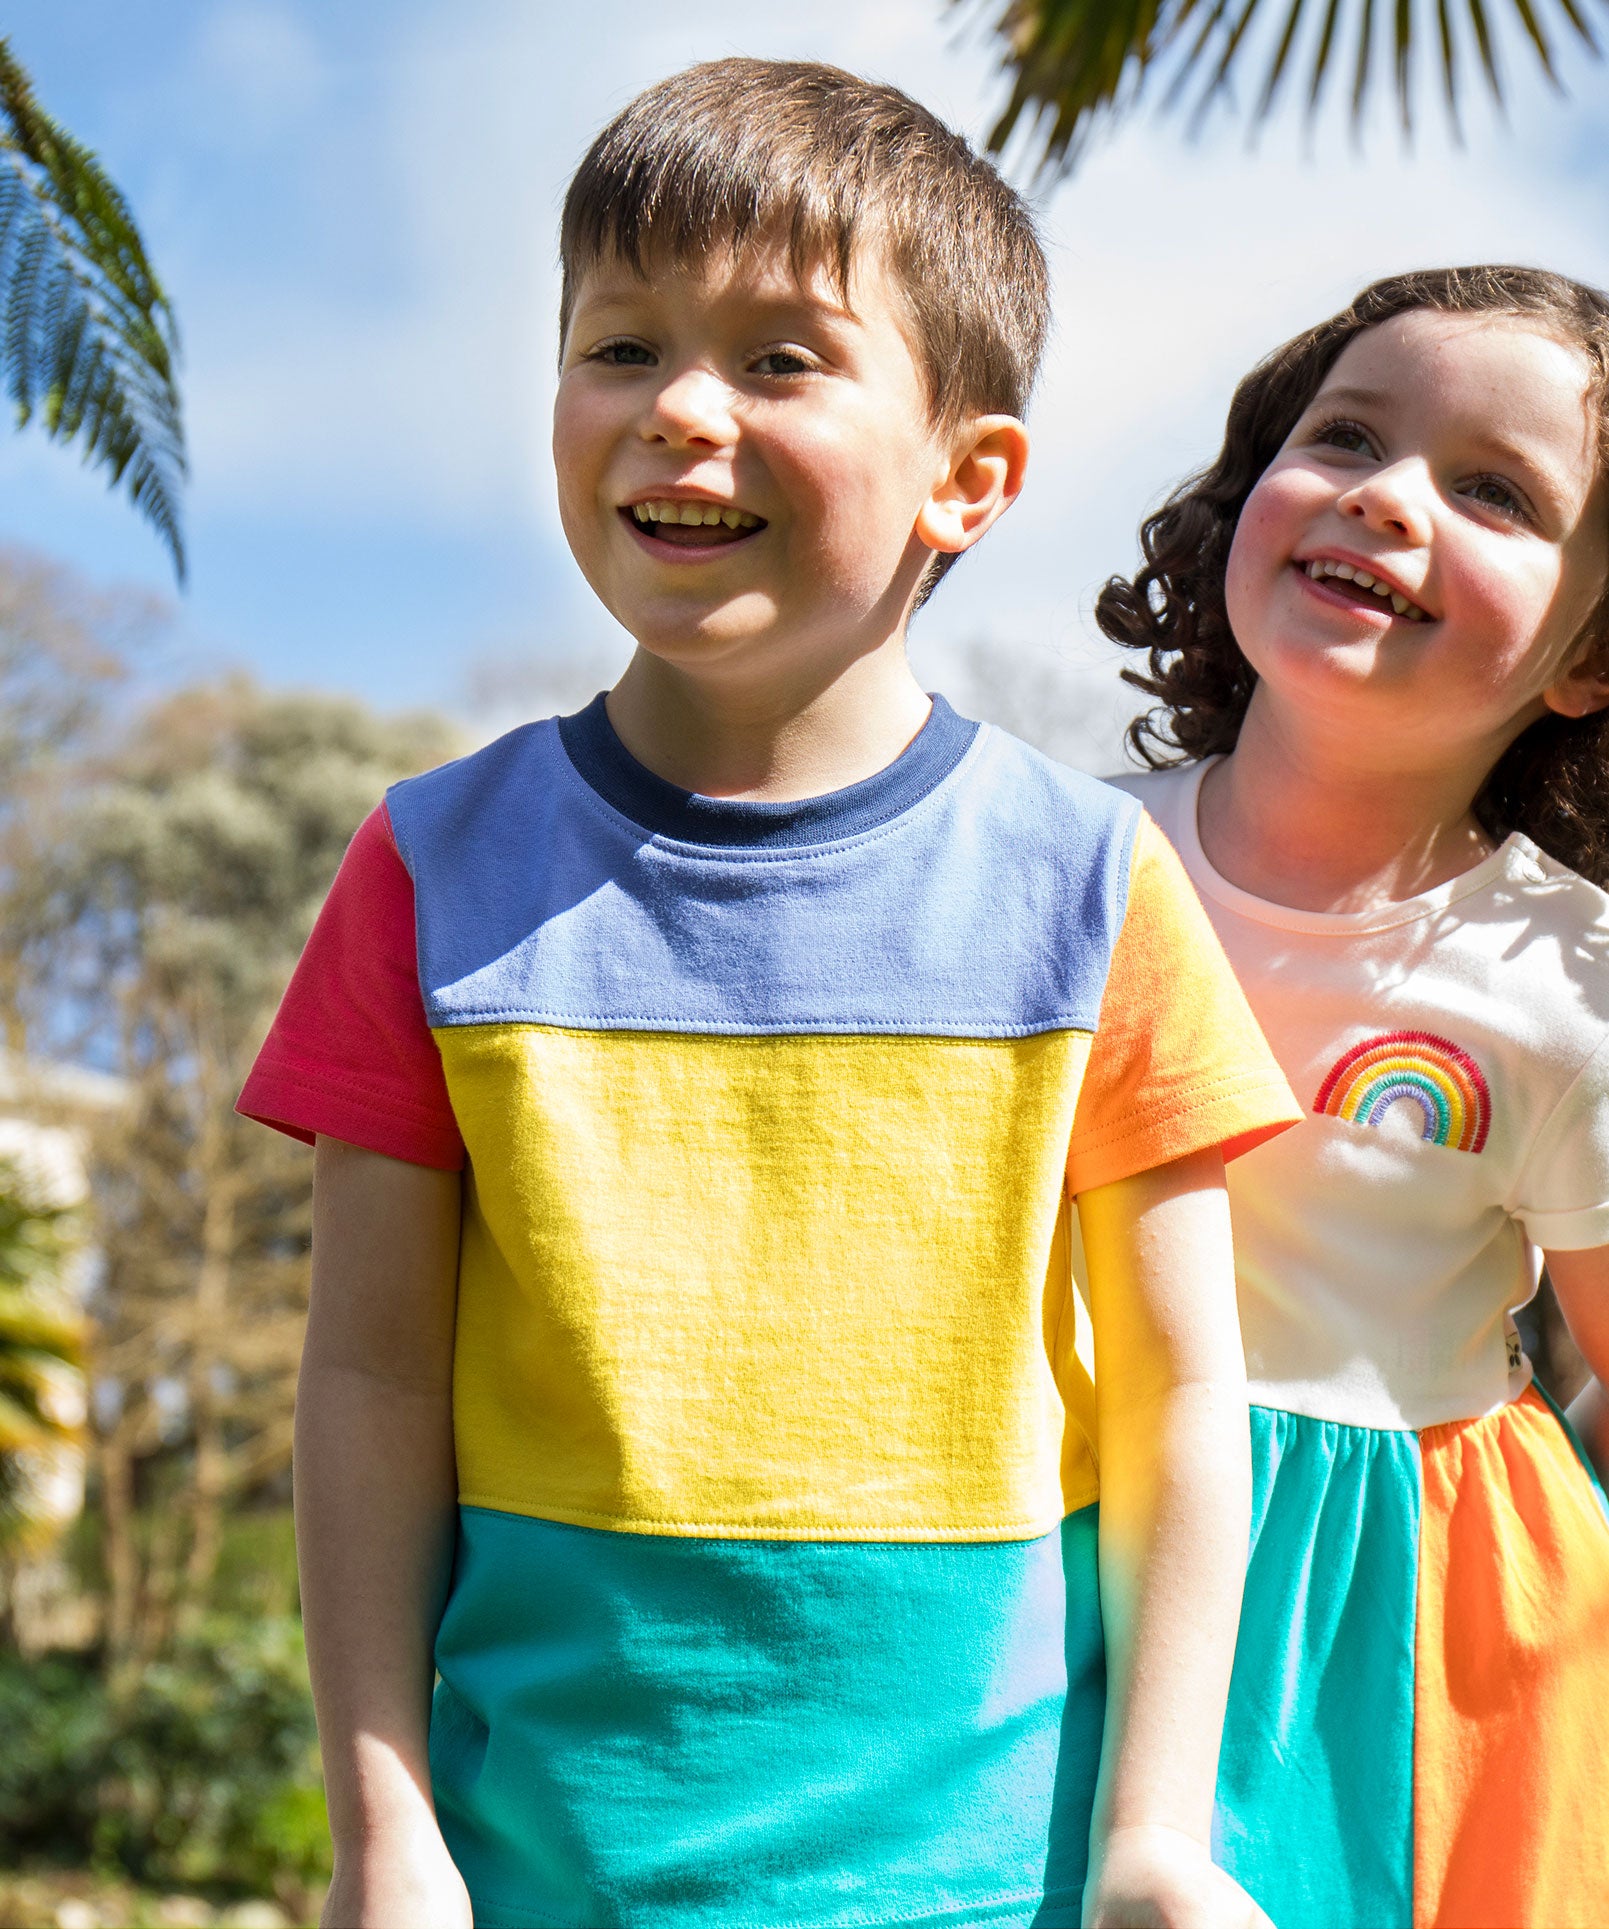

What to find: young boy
left=240, top=59, right=1298, bottom=1929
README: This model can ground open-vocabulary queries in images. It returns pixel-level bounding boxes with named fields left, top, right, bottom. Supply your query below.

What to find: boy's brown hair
left=560, top=61, right=1049, bottom=599
left=1098, top=265, right=1609, bottom=889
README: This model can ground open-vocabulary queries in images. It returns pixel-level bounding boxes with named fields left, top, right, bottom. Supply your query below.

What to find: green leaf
left=0, top=39, right=186, bottom=579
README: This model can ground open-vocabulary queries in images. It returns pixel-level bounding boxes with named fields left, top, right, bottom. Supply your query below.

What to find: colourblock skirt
left=1216, top=1387, right=1609, bottom=1929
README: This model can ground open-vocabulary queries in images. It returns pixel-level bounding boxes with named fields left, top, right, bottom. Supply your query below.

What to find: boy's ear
left=915, top=415, right=1030, bottom=557
left=1543, top=635, right=1609, bottom=720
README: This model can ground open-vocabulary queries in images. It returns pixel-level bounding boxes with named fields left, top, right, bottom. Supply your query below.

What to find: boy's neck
left=604, top=638, right=933, bottom=802
left=1197, top=693, right=1503, bottom=915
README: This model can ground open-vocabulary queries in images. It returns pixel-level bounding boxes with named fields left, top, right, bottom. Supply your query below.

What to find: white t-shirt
left=1114, top=760, right=1609, bottom=1429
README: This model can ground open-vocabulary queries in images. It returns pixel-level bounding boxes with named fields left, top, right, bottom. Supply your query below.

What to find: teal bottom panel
left=430, top=1506, right=1104, bottom=1929
left=1215, top=1407, right=1419, bottom=1929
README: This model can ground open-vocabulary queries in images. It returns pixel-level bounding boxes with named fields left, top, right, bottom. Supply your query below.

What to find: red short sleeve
left=237, top=803, right=465, bottom=1169
left=1065, top=812, right=1300, bottom=1195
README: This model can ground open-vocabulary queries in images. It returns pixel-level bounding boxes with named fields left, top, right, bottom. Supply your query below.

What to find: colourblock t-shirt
left=242, top=699, right=1299, bottom=1928
left=1121, top=758, right=1609, bottom=1431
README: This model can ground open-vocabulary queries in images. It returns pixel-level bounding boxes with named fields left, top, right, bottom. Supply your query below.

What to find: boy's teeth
left=631, top=500, right=761, bottom=529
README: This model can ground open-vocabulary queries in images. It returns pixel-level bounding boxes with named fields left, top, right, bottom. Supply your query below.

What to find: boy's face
left=554, top=236, right=975, bottom=680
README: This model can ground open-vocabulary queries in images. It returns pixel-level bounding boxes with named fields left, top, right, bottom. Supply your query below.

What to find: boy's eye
left=752, top=348, right=814, bottom=377
left=1463, top=474, right=1530, bottom=521
left=590, top=339, right=655, bottom=367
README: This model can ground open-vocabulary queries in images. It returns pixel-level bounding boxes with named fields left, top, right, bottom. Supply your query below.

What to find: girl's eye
left=1312, top=418, right=1376, bottom=457
left=752, top=348, right=814, bottom=377
left=1463, top=475, right=1530, bottom=521
left=590, top=339, right=655, bottom=367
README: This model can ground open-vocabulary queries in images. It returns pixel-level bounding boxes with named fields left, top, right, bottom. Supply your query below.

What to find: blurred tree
left=0, top=40, right=185, bottom=577
left=7, top=677, right=460, bottom=1659
left=969, top=0, right=1603, bottom=172
left=0, top=545, right=154, bottom=1054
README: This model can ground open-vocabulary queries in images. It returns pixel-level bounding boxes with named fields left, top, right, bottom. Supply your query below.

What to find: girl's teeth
left=1305, top=557, right=1425, bottom=621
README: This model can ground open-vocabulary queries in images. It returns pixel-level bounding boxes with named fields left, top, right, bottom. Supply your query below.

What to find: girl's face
left=1225, top=310, right=1609, bottom=767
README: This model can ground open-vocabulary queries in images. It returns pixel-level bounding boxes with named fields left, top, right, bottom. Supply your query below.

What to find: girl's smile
left=1292, top=552, right=1432, bottom=623
left=1226, top=308, right=1608, bottom=767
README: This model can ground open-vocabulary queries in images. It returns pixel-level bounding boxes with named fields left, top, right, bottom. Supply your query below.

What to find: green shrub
left=0, top=1617, right=329, bottom=1895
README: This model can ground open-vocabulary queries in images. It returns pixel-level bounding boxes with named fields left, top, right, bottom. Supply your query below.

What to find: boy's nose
left=640, top=367, right=738, bottom=450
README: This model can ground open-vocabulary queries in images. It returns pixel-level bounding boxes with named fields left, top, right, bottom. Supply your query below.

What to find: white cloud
left=190, top=1, right=332, bottom=140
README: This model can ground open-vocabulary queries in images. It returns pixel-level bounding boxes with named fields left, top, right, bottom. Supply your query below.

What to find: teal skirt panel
left=1216, top=1407, right=1420, bottom=1929
left=430, top=1505, right=1105, bottom=1929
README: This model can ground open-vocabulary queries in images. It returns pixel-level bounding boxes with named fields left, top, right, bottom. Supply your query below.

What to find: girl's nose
left=640, top=366, right=738, bottom=451
left=1336, top=460, right=1434, bottom=546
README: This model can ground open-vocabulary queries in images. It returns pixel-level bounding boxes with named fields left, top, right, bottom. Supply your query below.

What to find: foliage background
left=0, top=557, right=458, bottom=1921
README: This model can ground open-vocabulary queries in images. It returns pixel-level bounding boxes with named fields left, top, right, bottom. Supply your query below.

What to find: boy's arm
left=297, top=1135, right=471, bottom=1929
left=1548, top=1246, right=1609, bottom=1483
left=1077, top=1146, right=1270, bottom=1929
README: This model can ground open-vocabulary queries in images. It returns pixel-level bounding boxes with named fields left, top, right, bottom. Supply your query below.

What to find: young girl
left=1103, top=265, right=1609, bottom=1929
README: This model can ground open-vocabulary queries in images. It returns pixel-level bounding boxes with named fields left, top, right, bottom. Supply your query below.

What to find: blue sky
left=8, top=2, right=1609, bottom=768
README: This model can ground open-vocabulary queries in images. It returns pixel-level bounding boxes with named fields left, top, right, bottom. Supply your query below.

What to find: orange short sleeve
left=1065, top=812, right=1300, bottom=1195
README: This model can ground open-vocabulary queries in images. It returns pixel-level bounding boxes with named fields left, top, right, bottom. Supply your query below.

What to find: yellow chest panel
left=441, top=1024, right=1098, bottom=1540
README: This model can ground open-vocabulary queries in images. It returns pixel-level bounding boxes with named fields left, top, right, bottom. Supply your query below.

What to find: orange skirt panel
left=1414, top=1386, right=1609, bottom=1928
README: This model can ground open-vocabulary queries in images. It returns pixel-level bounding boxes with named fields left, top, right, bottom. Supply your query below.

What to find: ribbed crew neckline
left=556, top=692, right=979, bottom=849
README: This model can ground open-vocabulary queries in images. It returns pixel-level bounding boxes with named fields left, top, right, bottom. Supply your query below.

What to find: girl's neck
left=1196, top=697, right=1502, bottom=915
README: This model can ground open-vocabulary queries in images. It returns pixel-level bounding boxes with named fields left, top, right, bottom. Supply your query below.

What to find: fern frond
left=0, top=38, right=185, bottom=579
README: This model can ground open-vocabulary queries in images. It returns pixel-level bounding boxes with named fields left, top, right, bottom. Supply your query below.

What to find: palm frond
left=1353, top=0, right=1380, bottom=121
left=965, top=0, right=1605, bottom=173
left=0, top=39, right=185, bottom=579
left=1307, top=0, right=1353, bottom=108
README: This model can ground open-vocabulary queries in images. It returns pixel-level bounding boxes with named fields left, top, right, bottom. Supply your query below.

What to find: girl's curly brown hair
left=1098, top=265, right=1609, bottom=888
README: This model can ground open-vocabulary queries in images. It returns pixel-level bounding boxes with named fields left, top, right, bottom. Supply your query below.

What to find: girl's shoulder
left=1503, top=833, right=1609, bottom=930
left=1486, top=836, right=1609, bottom=1034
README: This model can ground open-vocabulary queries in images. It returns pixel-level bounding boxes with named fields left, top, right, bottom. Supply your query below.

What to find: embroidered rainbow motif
left=1314, top=1030, right=1491, bottom=1153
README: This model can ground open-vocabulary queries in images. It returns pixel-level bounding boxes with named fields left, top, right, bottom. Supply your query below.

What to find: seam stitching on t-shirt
left=427, top=1010, right=1103, bottom=1035
left=456, top=1497, right=1065, bottom=1539
left=248, top=1047, right=452, bottom=1132
left=1066, top=1068, right=1294, bottom=1158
